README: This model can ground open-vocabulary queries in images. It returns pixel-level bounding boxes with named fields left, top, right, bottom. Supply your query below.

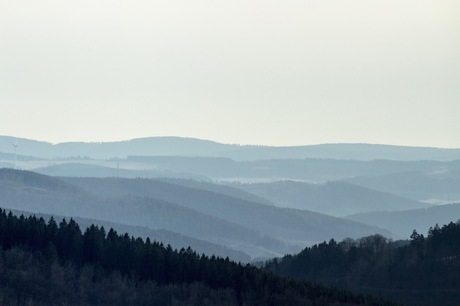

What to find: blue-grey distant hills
left=30, top=156, right=460, bottom=185
left=0, top=168, right=394, bottom=260
left=343, top=168, right=460, bottom=203
left=345, top=203, right=460, bottom=238
left=1, top=135, right=460, bottom=161
left=230, top=180, right=430, bottom=217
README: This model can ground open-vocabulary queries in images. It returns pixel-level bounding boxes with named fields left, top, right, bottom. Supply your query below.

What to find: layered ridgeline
left=343, top=166, right=460, bottom=203
left=31, top=157, right=460, bottom=186
left=2, top=136, right=459, bottom=204
left=264, top=221, right=460, bottom=306
left=4, top=143, right=455, bottom=208
left=0, top=210, right=399, bottom=306
left=0, top=169, right=391, bottom=260
left=2, top=135, right=460, bottom=160
left=231, top=180, right=429, bottom=217
left=346, top=203, right=460, bottom=237
left=0, top=169, right=287, bottom=260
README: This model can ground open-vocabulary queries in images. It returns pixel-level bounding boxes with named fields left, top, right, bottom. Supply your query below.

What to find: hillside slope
left=232, top=180, right=428, bottom=217
left=345, top=203, right=460, bottom=237
left=0, top=169, right=287, bottom=259
left=265, top=221, right=460, bottom=306
left=64, top=176, right=394, bottom=245
left=344, top=168, right=460, bottom=203
left=5, top=208, right=251, bottom=262
left=0, top=209, right=400, bottom=306
left=0, top=169, right=396, bottom=258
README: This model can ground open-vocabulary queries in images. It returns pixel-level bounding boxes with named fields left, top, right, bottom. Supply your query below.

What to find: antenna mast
left=12, top=141, right=18, bottom=169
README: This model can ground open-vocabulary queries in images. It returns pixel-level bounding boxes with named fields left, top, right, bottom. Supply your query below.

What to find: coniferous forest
left=2, top=0, right=459, bottom=303
left=0, top=209, right=399, bottom=306
left=265, top=222, right=460, bottom=306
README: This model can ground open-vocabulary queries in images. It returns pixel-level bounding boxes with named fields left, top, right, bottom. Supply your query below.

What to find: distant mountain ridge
left=2, top=135, right=460, bottom=161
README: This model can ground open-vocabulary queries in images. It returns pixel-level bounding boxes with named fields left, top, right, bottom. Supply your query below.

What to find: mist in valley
left=1, top=0, right=459, bottom=304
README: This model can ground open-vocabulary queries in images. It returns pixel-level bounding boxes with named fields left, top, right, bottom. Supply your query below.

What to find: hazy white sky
left=1, top=0, right=459, bottom=147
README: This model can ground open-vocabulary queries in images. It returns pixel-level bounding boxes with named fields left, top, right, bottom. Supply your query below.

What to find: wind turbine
left=12, top=140, right=18, bottom=169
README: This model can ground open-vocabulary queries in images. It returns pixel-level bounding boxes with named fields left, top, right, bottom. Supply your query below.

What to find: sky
left=1, top=0, right=459, bottom=147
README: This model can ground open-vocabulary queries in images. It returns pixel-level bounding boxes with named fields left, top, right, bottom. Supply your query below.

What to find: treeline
left=0, top=209, right=399, bottom=306
left=265, top=222, right=460, bottom=306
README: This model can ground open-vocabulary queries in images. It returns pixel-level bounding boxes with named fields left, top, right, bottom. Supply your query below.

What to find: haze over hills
left=34, top=162, right=209, bottom=181
left=62, top=176, right=394, bottom=245
left=157, top=178, right=274, bottom=207
left=2, top=134, right=459, bottom=245
left=0, top=169, right=286, bottom=259
left=2, top=0, right=459, bottom=302
left=1, top=135, right=459, bottom=305
left=343, top=168, right=460, bottom=203
left=231, top=180, right=430, bottom=217
left=2, top=135, right=460, bottom=161
left=345, top=203, right=460, bottom=237
left=2, top=135, right=459, bottom=257
left=0, top=169, right=393, bottom=260
left=3, top=135, right=460, bottom=189
left=13, top=154, right=460, bottom=186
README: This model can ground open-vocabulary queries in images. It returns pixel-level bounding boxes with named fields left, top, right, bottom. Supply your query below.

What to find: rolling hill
left=230, top=180, right=429, bottom=217
left=264, top=221, right=460, bottom=306
left=5, top=208, right=251, bottom=262
left=63, top=176, right=395, bottom=245
left=0, top=168, right=393, bottom=259
left=2, top=135, right=460, bottom=161
left=25, top=156, right=460, bottom=185
left=0, top=209, right=400, bottom=306
left=345, top=203, right=460, bottom=237
left=0, top=169, right=286, bottom=259
left=344, top=168, right=460, bottom=203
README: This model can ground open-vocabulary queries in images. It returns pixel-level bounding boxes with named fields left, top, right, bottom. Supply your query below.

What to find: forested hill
left=0, top=209, right=399, bottom=306
left=264, top=222, right=460, bottom=306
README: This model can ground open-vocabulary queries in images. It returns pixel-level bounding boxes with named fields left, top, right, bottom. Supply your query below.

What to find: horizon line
left=1, top=134, right=460, bottom=150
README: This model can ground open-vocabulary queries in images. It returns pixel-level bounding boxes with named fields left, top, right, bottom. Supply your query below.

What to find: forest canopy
left=265, top=221, right=460, bottom=306
left=0, top=208, right=399, bottom=306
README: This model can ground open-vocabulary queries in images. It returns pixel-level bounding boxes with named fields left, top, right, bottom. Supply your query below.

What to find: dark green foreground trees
left=265, top=222, right=460, bottom=306
left=0, top=209, right=398, bottom=306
